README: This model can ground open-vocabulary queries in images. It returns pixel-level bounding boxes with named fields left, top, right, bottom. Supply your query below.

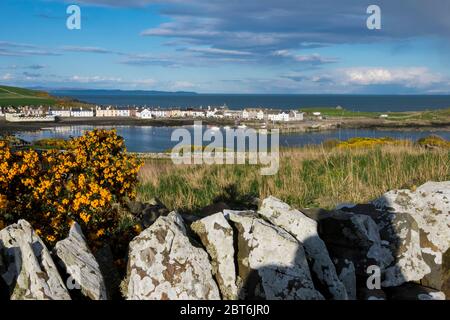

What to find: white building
left=151, top=109, right=168, bottom=118
left=267, top=111, right=290, bottom=122
left=116, top=109, right=130, bottom=117
left=224, top=110, right=241, bottom=119
left=50, top=108, right=71, bottom=117
left=96, top=106, right=118, bottom=117
left=71, top=108, right=94, bottom=117
left=289, top=110, right=304, bottom=121
left=137, top=108, right=152, bottom=119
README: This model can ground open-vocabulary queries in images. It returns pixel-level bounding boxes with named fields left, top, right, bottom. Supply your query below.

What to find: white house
left=71, top=108, right=94, bottom=117
left=224, top=110, right=241, bottom=119
left=242, top=109, right=250, bottom=119
left=50, top=108, right=71, bottom=117
left=116, top=109, right=130, bottom=117
left=289, top=110, right=304, bottom=121
left=96, top=106, right=118, bottom=117
left=267, top=111, right=290, bottom=122
left=137, top=108, right=152, bottom=119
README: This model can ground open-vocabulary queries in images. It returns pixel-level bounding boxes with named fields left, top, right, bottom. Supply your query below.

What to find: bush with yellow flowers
left=0, top=129, right=142, bottom=247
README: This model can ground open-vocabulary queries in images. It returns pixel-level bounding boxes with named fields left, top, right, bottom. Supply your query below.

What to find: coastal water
left=51, top=92, right=450, bottom=112
left=16, top=125, right=450, bottom=153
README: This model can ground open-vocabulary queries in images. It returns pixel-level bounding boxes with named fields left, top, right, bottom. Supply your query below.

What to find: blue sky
left=0, top=0, right=449, bottom=93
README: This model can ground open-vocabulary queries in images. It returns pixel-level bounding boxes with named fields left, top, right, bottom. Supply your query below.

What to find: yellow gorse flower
left=0, top=129, right=142, bottom=246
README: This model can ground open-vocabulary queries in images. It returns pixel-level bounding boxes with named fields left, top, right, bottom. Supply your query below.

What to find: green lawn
left=300, top=106, right=450, bottom=121
left=300, top=107, right=380, bottom=118
left=0, top=85, right=58, bottom=106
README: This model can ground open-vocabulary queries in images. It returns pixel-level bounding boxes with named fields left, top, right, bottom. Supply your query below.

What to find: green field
left=0, top=85, right=58, bottom=106
left=300, top=106, right=450, bottom=121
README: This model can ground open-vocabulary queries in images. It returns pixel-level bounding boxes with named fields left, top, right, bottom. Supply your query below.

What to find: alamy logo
left=366, top=265, right=381, bottom=289
left=66, top=5, right=81, bottom=30
left=366, top=5, right=381, bottom=30
left=170, top=122, right=280, bottom=175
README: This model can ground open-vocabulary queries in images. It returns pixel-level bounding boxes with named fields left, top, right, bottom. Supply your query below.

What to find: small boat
left=223, top=126, right=231, bottom=130
left=210, top=126, right=220, bottom=131
left=238, top=124, right=247, bottom=129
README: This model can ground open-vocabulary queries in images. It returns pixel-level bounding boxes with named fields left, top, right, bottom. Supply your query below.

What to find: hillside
left=0, top=85, right=58, bottom=106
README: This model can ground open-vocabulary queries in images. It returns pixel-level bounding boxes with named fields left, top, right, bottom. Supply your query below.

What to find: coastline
left=1, top=116, right=449, bottom=135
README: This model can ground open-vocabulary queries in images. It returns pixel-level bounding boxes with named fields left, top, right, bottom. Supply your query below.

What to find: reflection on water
left=16, top=125, right=450, bottom=153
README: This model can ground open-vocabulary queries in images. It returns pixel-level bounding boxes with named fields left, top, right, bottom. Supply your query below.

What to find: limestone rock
left=191, top=212, right=238, bottom=300
left=317, top=210, right=394, bottom=277
left=342, top=204, right=431, bottom=287
left=53, top=223, right=108, bottom=300
left=123, top=211, right=220, bottom=300
left=335, top=259, right=356, bottom=300
left=258, top=196, right=348, bottom=300
left=373, top=181, right=450, bottom=293
left=229, top=211, right=323, bottom=300
left=0, top=220, right=70, bottom=300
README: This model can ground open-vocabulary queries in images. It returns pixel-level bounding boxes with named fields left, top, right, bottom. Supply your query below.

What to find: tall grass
left=137, top=143, right=450, bottom=212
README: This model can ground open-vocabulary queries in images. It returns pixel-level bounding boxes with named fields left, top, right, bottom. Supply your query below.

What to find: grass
left=0, top=85, right=58, bottom=106
left=301, top=107, right=378, bottom=118
left=300, top=106, right=450, bottom=122
left=136, top=139, right=450, bottom=213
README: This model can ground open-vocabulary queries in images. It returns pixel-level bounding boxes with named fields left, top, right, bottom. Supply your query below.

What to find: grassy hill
left=0, top=85, right=58, bottom=106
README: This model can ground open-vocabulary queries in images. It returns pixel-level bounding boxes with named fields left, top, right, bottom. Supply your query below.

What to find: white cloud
left=343, top=67, right=443, bottom=87
left=186, top=47, right=252, bottom=56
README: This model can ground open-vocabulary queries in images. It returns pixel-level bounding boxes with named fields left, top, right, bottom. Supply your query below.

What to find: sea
left=51, top=91, right=450, bottom=112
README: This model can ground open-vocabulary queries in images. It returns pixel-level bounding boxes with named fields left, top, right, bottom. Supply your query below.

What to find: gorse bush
left=0, top=129, right=142, bottom=246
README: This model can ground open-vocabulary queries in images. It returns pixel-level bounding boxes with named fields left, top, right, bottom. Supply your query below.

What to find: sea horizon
left=51, top=90, right=450, bottom=112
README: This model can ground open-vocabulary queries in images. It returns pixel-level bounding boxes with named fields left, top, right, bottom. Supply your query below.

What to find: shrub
left=417, top=135, right=450, bottom=148
left=0, top=129, right=142, bottom=247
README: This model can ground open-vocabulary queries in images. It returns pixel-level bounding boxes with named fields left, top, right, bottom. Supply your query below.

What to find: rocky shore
left=0, top=181, right=448, bottom=300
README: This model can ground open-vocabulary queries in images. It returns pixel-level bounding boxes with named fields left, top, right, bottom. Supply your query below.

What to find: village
left=0, top=105, right=307, bottom=123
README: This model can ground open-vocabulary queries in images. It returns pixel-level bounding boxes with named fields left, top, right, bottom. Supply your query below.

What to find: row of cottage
left=1, top=106, right=305, bottom=122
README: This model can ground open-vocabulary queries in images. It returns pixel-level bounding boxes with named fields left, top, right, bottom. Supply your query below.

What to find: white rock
left=373, top=181, right=450, bottom=291
left=259, top=196, right=348, bottom=300
left=0, top=220, right=71, bottom=300
left=54, top=222, right=108, bottom=300
left=123, top=211, right=220, bottom=300
left=378, top=212, right=431, bottom=287
left=229, top=211, right=323, bottom=300
left=191, top=212, right=238, bottom=300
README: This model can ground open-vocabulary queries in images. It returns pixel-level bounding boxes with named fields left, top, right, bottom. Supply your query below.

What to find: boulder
left=373, top=181, right=450, bottom=293
left=53, top=223, right=108, bottom=300
left=316, top=210, right=394, bottom=277
left=127, top=198, right=170, bottom=229
left=123, top=211, right=220, bottom=300
left=191, top=212, right=238, bottom=300
left=228, top=211, right=323, bottom=300
left=341, top=204, right=431, bottom=287
left=335, top=259, right=356, bottom=300
left=258, top=196, right=348, bottom=300
left=0, top=220, right=71, bottom=300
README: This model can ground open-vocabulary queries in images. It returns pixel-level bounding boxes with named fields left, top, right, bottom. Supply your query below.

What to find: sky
left=0, top=0, right=450, bottom=94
